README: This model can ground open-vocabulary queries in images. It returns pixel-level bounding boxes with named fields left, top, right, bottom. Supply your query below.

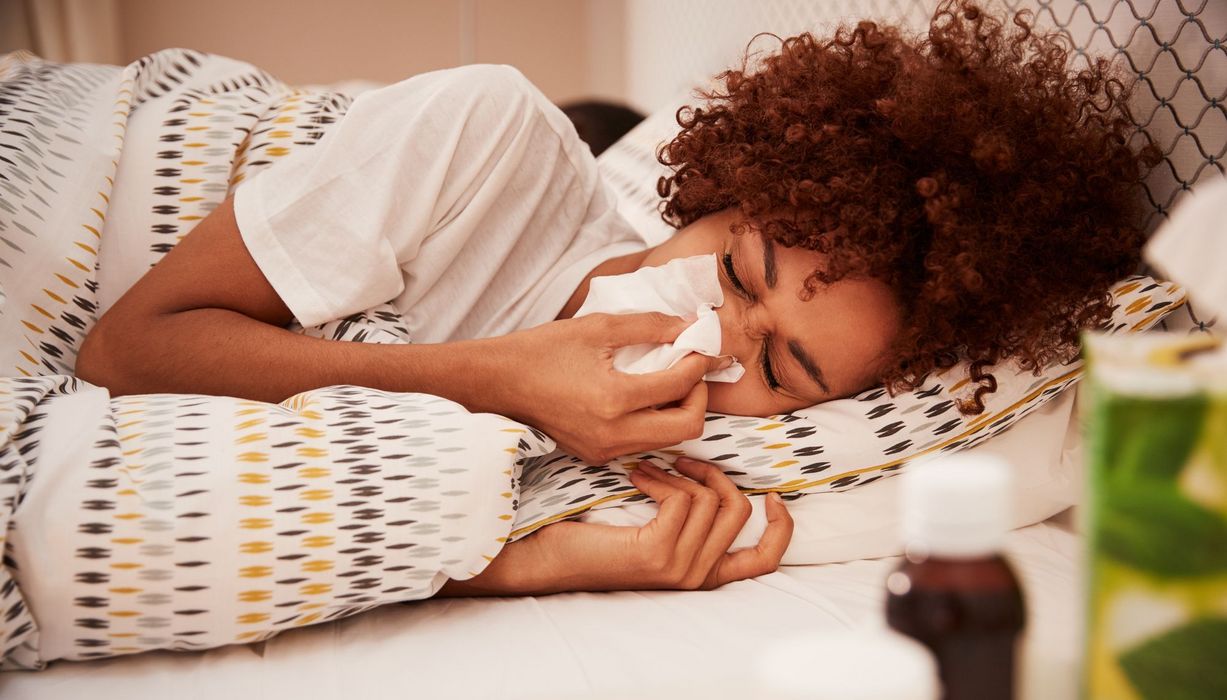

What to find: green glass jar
left=1081, top=330, right=1226, bottom=700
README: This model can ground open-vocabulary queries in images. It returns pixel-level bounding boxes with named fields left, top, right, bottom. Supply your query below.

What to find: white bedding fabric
left=0, top=519, right=1082, bottom=700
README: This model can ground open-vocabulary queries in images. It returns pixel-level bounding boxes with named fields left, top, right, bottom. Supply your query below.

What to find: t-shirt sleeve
left=232, top=64, right=551, bottom=328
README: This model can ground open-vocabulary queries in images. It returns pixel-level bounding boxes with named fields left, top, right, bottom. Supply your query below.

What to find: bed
left=0, top=524, right=1080, bottom=700
left=0, top=0, right=1222, bottom=697
left=0, top=380, right=1085, bottom=698
left=0, top=372, right=1099, bottom=698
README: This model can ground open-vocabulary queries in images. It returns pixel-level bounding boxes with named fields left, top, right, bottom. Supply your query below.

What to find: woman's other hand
left=435, top=457, right=794, bottom=597
left=484, top=312, right=730, bottom=464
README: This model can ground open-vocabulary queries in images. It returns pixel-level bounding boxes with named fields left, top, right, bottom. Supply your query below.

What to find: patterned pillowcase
left=506, top=275, right=1184, bottom=537
left=295, top=275, right=1186, bottom=541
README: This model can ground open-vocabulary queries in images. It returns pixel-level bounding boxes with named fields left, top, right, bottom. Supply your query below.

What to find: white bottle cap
left=753, top=627, right=940, bottom=699
left=900, top=452, right=1013, bottom=558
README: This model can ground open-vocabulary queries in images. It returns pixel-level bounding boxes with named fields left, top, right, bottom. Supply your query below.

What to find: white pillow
left=578, top=379, right=1083, bottom=565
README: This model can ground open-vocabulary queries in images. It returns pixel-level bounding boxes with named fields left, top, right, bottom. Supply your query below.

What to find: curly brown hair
left=656, top=0, right=1162, bottom=415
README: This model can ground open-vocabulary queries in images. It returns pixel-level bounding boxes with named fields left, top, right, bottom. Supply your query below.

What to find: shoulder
left=446, top=63, right=536, bottom=92
left=346, top=63, right=556, bottom=136
left=367, top=63, right=542, bottom=110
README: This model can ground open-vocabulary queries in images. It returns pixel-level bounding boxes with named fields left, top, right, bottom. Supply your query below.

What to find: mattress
left=0, top=517, right=1082, bottom=700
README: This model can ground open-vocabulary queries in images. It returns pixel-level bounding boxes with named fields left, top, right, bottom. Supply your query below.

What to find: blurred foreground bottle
left=886, top=454, right=1026, bottom=700
left=1081, top=331, right=1227, bottom=700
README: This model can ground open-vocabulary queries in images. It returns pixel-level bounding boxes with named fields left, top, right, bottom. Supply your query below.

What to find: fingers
left=633, top=461, right=720, bottom=573
left=621, top=351, right=720, bottom=411
left=628, top=458, right=795, bottom=590
left=628, top=463, right=702, bottom=585
left=672, top=457, right=753, bottom=577
left=712, top=490, right=795, bottom=587
left=706, top=354, right=736, bottom=374
left=599, top=355, right=718, bottom=456
left=627, top=464, right=691, bottom=548
left=629, top=457, right=753, bottom=588
left=602, top=311, right=690, bottom=348
left=619, top=379, right=708, bottom=447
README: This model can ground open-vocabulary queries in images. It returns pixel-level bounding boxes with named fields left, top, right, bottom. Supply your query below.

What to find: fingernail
left=770, top=492, right=783, bottom=503
left=676, top=456, right=694, bottom=465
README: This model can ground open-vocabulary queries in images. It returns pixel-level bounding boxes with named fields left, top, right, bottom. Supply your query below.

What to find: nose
left=714, top=293, right=760, bottom=367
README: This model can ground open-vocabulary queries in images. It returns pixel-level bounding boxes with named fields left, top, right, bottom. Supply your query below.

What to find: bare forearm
left=434, top=535, right=568, bottom=598
left=434, top=576, right=520, bottom=598
left=77, top=307, right=507, bottom=409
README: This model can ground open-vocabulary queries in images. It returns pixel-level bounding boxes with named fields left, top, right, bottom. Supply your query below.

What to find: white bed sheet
left=0, top=518, right=1082, bottom=700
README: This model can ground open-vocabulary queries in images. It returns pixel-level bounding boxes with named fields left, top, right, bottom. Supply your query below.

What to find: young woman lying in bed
left=75, top=0, right=1159, bottom=596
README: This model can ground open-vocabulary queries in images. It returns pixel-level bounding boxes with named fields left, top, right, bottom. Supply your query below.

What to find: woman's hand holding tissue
left=436, top=456, right=794, bottom=597
left=482, top=311, right=732, bottom=464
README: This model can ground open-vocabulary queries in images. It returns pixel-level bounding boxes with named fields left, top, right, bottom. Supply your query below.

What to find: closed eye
left=761, top=341, right=782, bottom=390
left=723, top=251, right=784, bottom=393
left=722, top=253, right=749, bottom=297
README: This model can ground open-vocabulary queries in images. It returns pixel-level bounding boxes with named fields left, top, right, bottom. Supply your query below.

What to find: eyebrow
left=788, top=338, right=832, bottom=395
left=747, top=232, right=832, bottom=397
left=762, top=234, right=778, bottom=289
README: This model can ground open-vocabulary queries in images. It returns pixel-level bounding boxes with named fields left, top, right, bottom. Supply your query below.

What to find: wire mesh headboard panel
left=625, top=0, right=1226, bottom=238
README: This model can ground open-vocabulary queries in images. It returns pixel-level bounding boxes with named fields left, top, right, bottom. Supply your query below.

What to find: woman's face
left=639, top=208, right=904, bottom=416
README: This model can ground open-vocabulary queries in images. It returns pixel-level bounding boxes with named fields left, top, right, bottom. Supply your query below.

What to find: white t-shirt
left=233, top=63, right=649, bottom=343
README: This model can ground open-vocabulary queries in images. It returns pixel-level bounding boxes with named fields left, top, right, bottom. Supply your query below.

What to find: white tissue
left=1143, top=175, right=1227, bottom=323
left=573, top=253, right=746, bottom=382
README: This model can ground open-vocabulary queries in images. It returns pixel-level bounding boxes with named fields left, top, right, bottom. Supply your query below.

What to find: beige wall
left=3, top=0, right=626, bottom=103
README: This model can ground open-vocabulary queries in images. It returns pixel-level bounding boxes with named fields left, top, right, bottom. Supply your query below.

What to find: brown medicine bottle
left=885, top=454, right=1027, bottom=700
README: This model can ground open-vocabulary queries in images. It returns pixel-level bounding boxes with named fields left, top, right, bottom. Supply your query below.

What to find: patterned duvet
left=0, top=375, right=553, bottom=669
left=0, top=48, right=569, bottom=670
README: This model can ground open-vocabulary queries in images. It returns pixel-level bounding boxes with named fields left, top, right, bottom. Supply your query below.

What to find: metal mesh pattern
left=1001, top=0, right=1225, bottom=234
left=1001, top=1, right=1225, bottom=332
